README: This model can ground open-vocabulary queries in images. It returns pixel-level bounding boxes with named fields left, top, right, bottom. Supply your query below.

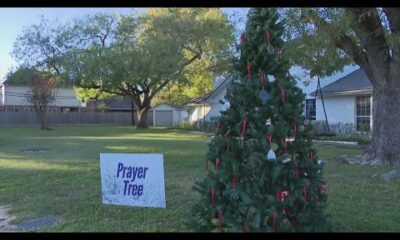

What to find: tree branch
left=383, top=8, right=400, bottom=34
left=382, top=8, right=400, bottom=63
left=183, top=46, right=202, bottom=59
left=346, top=8, right=390, bottom=66
left=334, top=34, right=369, bottom=71
left=148, top=53, right=199, bottom=100
left=78, top=83, right=123, bottom=96
left=150, top=78, right=173, bottom=99
left=305, top=10, right=370, bottom=73
left=119, top=83, right=143, bottom=109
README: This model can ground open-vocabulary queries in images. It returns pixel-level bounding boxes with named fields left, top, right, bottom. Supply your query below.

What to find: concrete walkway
left=0, top=206, right=18, bottom=232
left=312, top=140, right=366, bottom=149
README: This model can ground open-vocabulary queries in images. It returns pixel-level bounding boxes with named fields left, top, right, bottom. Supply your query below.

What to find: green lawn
left=0, top=126, right=399, bottom=232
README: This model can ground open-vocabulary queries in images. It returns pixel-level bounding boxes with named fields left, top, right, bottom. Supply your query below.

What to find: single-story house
left=151, top=103, right=188, bottom=127
left=311, top=68, right=373, bottom=131
left=0, top=81, right=85, bottom=112
left=86, top=96, right=134, bottom=112
left=187, top=65, right=370, bottom=132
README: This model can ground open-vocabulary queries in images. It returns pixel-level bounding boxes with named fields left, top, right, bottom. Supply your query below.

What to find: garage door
left=155, top=110, right=173, bottom=127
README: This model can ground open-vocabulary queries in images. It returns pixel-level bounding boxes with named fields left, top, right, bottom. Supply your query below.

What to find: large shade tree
left=12, top=9, right=234, bottom=128
left=154, top=57, right=214, bottom=105
left=12, top=16, right=70, bottom=76
left=283, top=8, right=400, bottom=166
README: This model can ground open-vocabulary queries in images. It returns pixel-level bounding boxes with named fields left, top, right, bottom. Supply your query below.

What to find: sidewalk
left=312, top=140, right=366, bottom=149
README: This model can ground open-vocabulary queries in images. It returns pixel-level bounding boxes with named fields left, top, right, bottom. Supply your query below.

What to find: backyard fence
left=0, top=112, right=134, bottom=125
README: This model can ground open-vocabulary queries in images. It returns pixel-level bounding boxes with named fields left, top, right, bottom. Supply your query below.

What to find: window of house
left=356, top=96, right=371, bottom=131
left=305, top=99, right=316, bottom=120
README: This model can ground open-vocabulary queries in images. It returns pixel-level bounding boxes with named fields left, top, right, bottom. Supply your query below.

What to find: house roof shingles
left=186, top=93, right=211, bottom=105
left=102, top=96, right=132, bottom=110
left=313, top=68, right=372, bottom=96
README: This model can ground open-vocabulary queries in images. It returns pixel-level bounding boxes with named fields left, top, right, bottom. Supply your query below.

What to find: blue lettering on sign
left=116, top=162, right=149, bottom=197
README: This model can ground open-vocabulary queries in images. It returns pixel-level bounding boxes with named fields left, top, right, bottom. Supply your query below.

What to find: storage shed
left=151, top=103, right=188, bottom=127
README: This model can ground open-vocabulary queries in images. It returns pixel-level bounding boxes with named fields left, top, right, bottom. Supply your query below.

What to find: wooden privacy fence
left=0, top=112, right=134, bottom=125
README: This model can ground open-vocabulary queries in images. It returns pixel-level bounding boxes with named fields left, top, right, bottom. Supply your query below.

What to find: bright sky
left=0, top=8, right=249, bottom=83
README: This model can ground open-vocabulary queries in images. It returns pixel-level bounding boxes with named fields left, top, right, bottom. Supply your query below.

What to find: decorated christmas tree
left=190, top=8, right=330, bottom=232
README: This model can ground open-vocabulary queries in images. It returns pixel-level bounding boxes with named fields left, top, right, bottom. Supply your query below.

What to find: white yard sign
left=100, top=153, right=166, bottom=208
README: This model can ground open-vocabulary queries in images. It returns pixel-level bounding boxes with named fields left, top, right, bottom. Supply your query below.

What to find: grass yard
left=0, top=126, right=399, bottom=232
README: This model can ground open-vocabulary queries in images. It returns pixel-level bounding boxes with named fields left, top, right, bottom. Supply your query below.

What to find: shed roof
left=152, top=103, right=188, bottom=110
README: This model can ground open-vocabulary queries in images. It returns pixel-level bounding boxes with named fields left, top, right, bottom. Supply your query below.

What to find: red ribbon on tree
left=281, top=138, right=287, bottom=154
left=218, top=208, right=223, bottom=232
left=259, top=72, right=266, bottom=89
left=279, top=85, right=285, bottom=103
left=215, top=158, right=221, bottom=176
left=247, top=61, right=252, bottom=82
left=309, top=152, right=313, bottom=161
left=205, top=159, right=208, bottom=171
left=215, top=120, right=221, bottom=133
left=303, top=186, right=308, bottom=210
left=264, top=29, right=271, bottom=45
left=277, top=46, right=283, bottom=59
left=267, top=133, right=273, bottom=144
left=321, top=184, right=328, bottom=195
left=241, top=117, right=247, bottom=138
left=294, top=161, right=299, bottom=178
left=242, top=223, right=249, bottom=232
left=271, top=211, right=276, bottom=232
left=211, top=186, right=216, bottom=203
left=276, top=190, right=289, bottom=202
left=240, top=33, right=246, bottom=49
left=292, top=118, right=297, bottom=134
left=309, top=151, right=316, bottom=162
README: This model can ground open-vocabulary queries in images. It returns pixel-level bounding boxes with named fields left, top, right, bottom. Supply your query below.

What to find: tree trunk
left=361, top=69, right=400, bottom=166
left=39, top=111, right=48, bottom=130
left=135, top=107, right=150, bottom=129
left=131, top=99, right=135, bottom=126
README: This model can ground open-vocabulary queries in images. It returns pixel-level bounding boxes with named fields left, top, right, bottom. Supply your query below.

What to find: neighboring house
left=187, top=65, right=366, bottom=131
left=151, top=103, right=188, bottom=127
left=86, top=96, right=134, bottom=112
left=186, top=73, right=233, bottom=123
left=86, top=96, right=152, bottom=125
left=86, top=97, right=188, bottom=127
left=0, top=81, right=85, bottom=112
left=294, top=65, right=359, bottom=122
left=311, top=68, right=373, bottom=131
